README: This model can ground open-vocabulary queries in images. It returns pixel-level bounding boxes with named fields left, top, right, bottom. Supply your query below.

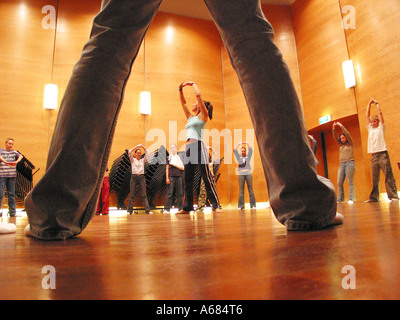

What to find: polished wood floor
left=1, top=201, right=400, bottom=300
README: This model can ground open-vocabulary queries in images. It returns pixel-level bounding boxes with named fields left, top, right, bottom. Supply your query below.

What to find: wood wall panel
left=292, top=0, right=400, bottom=201
left=0, top=0, right=57, bottom=173
left=292, top=0, right=357, bottom=130
left=340, top=0, right=400, bottom=198
left=308, top=115, right=370, bottom=201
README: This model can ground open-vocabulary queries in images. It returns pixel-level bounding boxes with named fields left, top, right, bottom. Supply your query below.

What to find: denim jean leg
left=128, top=175, right=139, bottom=211
left=381, top=152, right=399, bottom=199
left=345, top=161, right=356, bottom=201
left=369, top=154, right=381, bottom=201
left=24, top=0, right=163, bottom=240
left=238, top=175, right=245, bottom=209
left=138, top=175, right=150, bottom=212
left=205, top=0, right=336, bottom=229
left=337, top=163, right=345, bottom=202
left=0, top=178, right=5, bottom=210
left=6, top=178, right=16, bottom=214
left=246, top=174, right=256, bottom=207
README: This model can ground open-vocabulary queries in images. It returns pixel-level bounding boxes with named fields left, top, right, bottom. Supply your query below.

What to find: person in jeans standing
left=234, top=141, right=256, bottom=210
left=365, top=98, right=399, bottom=202
left=127, top=144, right=152, bottom=214
left=164, top=144, right=184, bottom=213
left=0, top=138, right=23, bottom=217
left=332, top=122, right=356, bottom=203
left=25, top=0, right=342, bottom=240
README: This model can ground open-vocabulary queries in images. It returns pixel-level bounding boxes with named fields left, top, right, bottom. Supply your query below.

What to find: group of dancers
left=120, top=82, right=257, bottom=215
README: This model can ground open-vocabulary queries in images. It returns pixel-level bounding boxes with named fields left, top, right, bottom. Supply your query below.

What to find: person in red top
left=96, top=168, right=110, bottom=215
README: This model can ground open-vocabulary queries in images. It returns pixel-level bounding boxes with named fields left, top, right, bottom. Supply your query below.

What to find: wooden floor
left=1, top=202, right=400, bottom=300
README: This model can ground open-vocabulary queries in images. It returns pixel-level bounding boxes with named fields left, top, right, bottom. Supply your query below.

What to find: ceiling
left=159, top=0, right=296, bottom=21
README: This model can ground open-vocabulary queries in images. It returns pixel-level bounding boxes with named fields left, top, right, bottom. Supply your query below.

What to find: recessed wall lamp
left=140, top=91, right=151, bottom=115
left=140, top=38, right=151, bottom=115
left=43, top=0, right=59, bottom=109
left=342, top=60, right=357, bottom=89
left=43, top=83, right=58, bottom=109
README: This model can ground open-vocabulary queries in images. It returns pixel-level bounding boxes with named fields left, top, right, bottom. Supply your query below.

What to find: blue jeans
left=337, top=161, right=356, bottom=202
left=0, top=177, right=16, bottom=215
left=238, top=174, right=256, bottom=209
left=25, top=0, right=336, bottom=239
left=127, top=174, right=150, bottom=213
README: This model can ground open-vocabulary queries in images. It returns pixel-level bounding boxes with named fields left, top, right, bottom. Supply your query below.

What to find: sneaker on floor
left=329, top=213, right=344, bottom=226
left=0, top=223, right=17, bottom=234
left=24, top=224, right=32, bottom=237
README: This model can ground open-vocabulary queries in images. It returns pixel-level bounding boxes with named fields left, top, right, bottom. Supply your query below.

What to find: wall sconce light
left=43, top=1, right=59, bottom=110
left=342, top=60, right=356, bottom=88
left=139, top=37, right=151, bottom=116
left=140, top=91, right=151, bottom=115
left=43, top=83, right=58, bottom=109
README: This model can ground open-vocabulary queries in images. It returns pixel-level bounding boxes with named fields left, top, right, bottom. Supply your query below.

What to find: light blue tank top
left=185, top=116, right=206, bottom=141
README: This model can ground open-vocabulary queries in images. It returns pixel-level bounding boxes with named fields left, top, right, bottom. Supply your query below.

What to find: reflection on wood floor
left=1, top=201, right=400, bottom=300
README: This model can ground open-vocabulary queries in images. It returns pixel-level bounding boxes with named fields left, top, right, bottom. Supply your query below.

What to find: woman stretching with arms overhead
left=177, top=81, right=222, bottom=214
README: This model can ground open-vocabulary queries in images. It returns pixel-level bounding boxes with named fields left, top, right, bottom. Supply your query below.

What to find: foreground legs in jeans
left=204, top=0, right=340, bottom=230
left=25, top=0, right=164, bottom=239
left=25, top=0, right=341, bottom=240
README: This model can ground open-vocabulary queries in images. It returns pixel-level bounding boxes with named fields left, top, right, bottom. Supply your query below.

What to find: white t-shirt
left=128, top=148, right=146, bottom=174
left=131, top=157, right=145, bottom=175
left=367, top=123, right=387, bottom=154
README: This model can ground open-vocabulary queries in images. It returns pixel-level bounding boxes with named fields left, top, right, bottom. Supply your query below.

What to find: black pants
left=164, top=176, right=183, bottom=210
left=183, top=141, right=220, bottom=211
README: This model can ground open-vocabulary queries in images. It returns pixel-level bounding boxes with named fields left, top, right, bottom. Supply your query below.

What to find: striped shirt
left=0, top=149, right=21, bottom=178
